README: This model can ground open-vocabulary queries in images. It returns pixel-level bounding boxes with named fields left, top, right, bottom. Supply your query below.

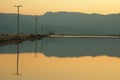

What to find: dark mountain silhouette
left=0, top=12, right=120, bottom=35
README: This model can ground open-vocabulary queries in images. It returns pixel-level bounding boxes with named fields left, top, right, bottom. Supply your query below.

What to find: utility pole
left=14, top=5, right=22, bottom=75
left=35, top=17, right=38, bottom=37
left=41, top=24, right=44, bottom=35
left=34, top=16, right=38, bottom=57
left=14, top=5, right=22, bottom=37
left=41, top=24, right=44, bottom=50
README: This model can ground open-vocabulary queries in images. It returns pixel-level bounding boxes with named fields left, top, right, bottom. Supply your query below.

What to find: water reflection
left=0, top=38, right=120, bottom=80
left=0, top=53, right=120, bottom=80
left=16, top=44, right=20, bottom=75
left=0, top=38, right=120, bottom=57
left=35, top=40, right=37, bottom=57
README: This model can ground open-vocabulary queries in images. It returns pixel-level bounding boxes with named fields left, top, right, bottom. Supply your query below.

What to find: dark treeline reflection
left=0, top=38, right=120, bottom=57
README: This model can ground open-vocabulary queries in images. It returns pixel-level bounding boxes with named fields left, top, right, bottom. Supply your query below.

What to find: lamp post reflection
left=34, top=16, right=38, bottom=57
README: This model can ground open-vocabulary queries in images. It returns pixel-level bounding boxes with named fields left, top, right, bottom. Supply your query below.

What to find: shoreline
left=0, top=34, right=47, bottom=46
left=0, top=34, right=120, bottom=46
left=49, top=35, right=120, bottom=39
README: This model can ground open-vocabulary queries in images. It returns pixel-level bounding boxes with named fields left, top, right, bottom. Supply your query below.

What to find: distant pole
left=41, top=24, right=44, bottom=35
left=35, top=16, right=38, bottom=37
left=35, top=16, right=38, bottom=57
left=44, top=25, right=46, bottom=35
left=41, top=24, right=44, bottom=50
left=14, top=5, right=22, bottom=75
left=14, top=5, right=22, bottom=37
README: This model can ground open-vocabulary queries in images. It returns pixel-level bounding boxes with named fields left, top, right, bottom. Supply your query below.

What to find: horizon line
left=0, top=11, right=120, bottom=16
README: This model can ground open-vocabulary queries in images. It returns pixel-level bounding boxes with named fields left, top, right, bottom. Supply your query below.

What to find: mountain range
left=0, top=11, right=120, bottom=35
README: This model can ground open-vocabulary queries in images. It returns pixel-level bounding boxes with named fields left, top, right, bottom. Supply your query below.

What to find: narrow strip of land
left=0, top=34, right=120, bottom=46
left=49, top=35, right=120, bottom=39
left=0, top=34, right=46, bottom=46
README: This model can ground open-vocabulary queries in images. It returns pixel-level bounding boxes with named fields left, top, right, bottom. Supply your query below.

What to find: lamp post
left=14, top=5, right=22, bottom=37
left=35, top=16, right=38, bottom=37
left=34, top=16, right=38, bottom=57
left=14, top=5, right=22, bottom=75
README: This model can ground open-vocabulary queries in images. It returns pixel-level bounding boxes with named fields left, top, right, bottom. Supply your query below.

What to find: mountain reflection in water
left=0, top=53, right=120, bottom=80
left=0, top=38, right=120, bottom=57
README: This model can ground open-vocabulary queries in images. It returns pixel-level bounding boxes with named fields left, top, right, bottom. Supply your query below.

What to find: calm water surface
left=0, top=38, right=120, bottom=80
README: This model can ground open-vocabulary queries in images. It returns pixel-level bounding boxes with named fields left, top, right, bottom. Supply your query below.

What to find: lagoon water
left=0, top=38, right=120, bottom=80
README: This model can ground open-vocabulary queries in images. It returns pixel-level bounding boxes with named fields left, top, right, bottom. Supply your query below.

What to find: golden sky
left=0, top=0, right=120, bottom=15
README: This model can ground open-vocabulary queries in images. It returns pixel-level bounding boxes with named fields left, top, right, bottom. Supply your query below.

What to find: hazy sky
left=0, top=0, right=120, bottom=15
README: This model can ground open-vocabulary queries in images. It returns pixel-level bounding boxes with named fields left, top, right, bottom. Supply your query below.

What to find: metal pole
left=35, top=17, right=38, bottom=57
left=14, top=5, right=22, bottom=36
left=35, top=17, right=38, bottom=37
left=41, top=24, right=44, bottom=50
left=14, top=5, right=22, bottom=75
